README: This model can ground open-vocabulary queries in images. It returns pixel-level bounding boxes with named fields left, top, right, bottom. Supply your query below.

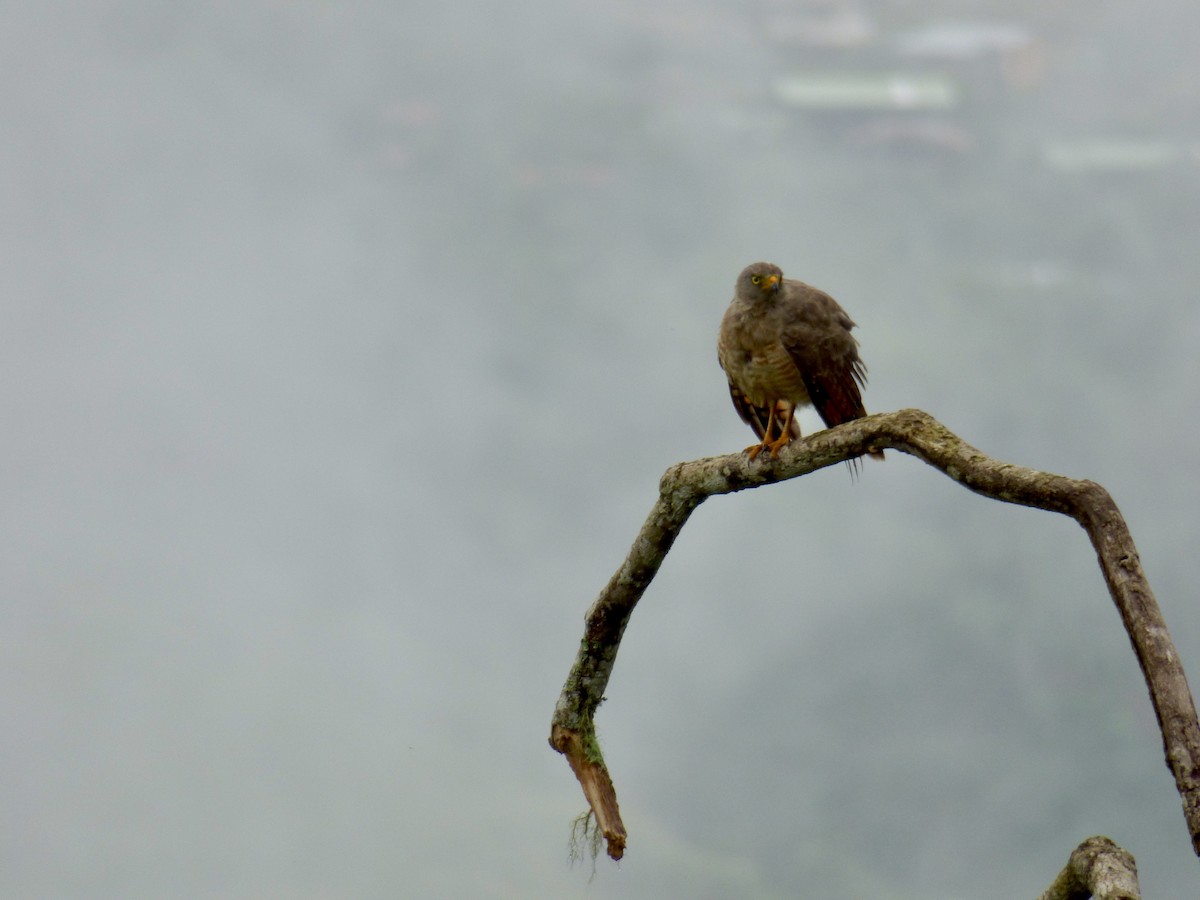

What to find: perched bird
left=718, top=261, right=883, bottom=463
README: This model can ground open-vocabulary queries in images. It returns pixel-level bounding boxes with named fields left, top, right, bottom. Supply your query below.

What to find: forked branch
left=548, top=408, right=1200, bottom=867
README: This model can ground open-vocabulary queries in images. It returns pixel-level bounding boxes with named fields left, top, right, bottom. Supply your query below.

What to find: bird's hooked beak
left=764, top=273, right=780, bottom=291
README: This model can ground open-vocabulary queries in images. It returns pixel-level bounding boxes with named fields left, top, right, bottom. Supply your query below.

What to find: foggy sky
left=3, top=2, right=1199, bottom=898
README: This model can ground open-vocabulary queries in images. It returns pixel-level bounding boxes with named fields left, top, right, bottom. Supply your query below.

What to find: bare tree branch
left=548, top=408, right=1200, bottom=865
left=1037, top=835, right=1140, bottom=900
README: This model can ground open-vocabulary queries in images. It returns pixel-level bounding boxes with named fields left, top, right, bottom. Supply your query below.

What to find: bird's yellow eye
left=751, top=275, right=761, bottom=285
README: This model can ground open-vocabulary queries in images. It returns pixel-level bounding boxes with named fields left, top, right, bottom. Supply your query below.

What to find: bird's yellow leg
left=765, top=404, right=797, bottom=458
left=745, top=404, right=777, bottom=461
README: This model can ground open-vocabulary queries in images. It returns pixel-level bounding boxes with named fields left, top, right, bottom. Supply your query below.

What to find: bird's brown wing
left=779, top=282, right=869, bottom=429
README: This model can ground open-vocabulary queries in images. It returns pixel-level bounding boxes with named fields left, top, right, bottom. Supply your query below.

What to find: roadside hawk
left=718, top=261, right=883, bottom=463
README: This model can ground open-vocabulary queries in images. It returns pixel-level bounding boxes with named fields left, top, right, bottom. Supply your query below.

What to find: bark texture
left=548, top=408, right=1200, bottom=865
left=1036, top=835, right=1140, bottom=900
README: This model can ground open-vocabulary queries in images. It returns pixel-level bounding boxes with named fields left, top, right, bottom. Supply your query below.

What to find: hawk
left=718, top=261, right=883, bottom=463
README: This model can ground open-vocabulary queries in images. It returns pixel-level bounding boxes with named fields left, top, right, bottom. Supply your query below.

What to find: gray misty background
left=3, top=2, right=1199, bottom=898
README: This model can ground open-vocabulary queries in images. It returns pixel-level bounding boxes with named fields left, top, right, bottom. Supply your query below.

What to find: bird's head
left=737, top=261, right=783, bottom=300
